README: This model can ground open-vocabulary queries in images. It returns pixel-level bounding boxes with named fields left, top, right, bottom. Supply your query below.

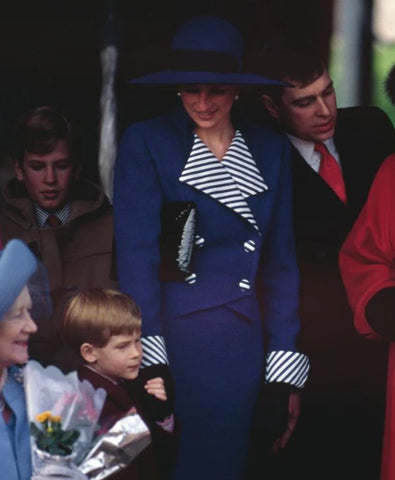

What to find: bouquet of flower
left=25, top=360, right=107, bottom=476
left=25, top=361, right=152, bottom=479
left=31, top=411, right=80, bottom=456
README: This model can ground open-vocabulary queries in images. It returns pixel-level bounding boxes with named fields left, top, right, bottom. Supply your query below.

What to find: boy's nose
left=44, top=166, right=56, bottom=183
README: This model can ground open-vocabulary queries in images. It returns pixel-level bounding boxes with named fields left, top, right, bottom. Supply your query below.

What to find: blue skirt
left=164, top=303, right=264, bottom=480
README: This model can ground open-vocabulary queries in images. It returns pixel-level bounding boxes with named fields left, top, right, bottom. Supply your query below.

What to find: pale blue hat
left=0, top=239, right=38, bottom=320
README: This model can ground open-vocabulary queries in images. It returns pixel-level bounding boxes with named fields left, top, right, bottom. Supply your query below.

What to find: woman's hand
left=144, top=376, right=167, bottom=401
left=271, top=391, right=301, bottom=454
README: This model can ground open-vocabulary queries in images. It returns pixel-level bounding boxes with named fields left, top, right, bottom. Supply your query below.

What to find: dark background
left=0, top=0, right=336, bottom=181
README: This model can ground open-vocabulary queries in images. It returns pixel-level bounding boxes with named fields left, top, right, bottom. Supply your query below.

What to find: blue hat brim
left=0, top=239, right=37, bottom=320
left=129, top=70, right=289, bottom=86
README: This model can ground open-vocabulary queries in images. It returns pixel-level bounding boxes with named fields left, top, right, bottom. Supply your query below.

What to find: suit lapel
left=179, top=132, right=267, bottom=231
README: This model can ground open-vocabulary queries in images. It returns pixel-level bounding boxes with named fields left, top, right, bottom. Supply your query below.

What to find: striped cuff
left=141, top=336, right=169, bottom=367
left=265, top=350, right=310, bottom=389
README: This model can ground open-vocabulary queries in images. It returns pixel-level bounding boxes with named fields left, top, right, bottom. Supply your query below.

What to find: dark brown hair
left=11, top=105, right=81, bottom=165
left=258, top=42, right=327, bottom=102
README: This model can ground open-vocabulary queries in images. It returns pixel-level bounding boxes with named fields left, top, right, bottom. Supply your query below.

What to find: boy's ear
left=13, top=160, right=25, bottom=181
left=80, top=343, right=97, bottom=363
left=261, top=94, right=281, bottom=119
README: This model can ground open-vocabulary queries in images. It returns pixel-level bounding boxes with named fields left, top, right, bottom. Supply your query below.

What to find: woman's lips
left=195, top=111, right=216, bottom=120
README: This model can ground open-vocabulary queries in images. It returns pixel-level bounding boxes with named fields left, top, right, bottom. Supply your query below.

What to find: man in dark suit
left=250, top=45, right=395, bottom=480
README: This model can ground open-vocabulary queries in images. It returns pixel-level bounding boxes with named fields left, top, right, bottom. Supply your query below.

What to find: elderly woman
left=0, top=239, right=41, bottom=479
left=114, top=16, right=310, bottom=479
left=0, top=240, right=89, bottom=480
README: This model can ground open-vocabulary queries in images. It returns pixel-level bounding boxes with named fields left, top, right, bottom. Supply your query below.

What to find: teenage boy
left=1, top=105, right=116, bottom=371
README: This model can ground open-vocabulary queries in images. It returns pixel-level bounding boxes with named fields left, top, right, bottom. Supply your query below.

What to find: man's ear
left=261, top=94, right=281, bottom=119
left=80, top=343, right=97, bottom=364
left=13, top=160, right=25, bottom=181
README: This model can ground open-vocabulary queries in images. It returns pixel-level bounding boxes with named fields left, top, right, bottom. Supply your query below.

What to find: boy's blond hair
left=62, top=288, right=142, bottom=354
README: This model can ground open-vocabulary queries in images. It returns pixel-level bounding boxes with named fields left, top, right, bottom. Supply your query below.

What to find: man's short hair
left=258, top=42, right=327, bottom=102
left=62, top=288, right=142, bottom=355
left=11, top=105, right=81, bottom=165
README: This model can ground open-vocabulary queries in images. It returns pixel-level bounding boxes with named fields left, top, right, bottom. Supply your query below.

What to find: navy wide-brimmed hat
left=129, top=16, right=287, bottom=86
left=0, top=239, right=38, bottom=319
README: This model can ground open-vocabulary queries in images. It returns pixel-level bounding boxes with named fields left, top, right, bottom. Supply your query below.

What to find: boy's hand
left=144, top=377, right=167, bottom=401
left=137, top=364, right=174, bottom=422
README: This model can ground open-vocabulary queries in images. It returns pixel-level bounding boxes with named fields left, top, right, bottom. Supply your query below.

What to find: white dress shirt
left=286, top=134, right=342, bottom=173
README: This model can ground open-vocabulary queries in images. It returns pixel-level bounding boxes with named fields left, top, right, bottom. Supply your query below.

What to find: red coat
left=339, top=154, right=395, bottom=480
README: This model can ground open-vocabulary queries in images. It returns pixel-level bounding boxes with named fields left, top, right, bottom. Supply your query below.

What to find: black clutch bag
left=159, top=201, right=196, bottom=281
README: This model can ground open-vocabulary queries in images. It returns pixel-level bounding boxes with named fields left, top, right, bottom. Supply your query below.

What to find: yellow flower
left=50, top=415, right=62, bottom=423
left=36, top=411, right=52, bottom=423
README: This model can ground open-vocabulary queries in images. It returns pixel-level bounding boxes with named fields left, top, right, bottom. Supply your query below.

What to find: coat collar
left=174, top=105, right=267, bottom=230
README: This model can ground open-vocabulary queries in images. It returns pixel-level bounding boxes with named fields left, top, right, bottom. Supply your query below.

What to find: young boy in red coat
left=62, top=288, right=177, bottom=479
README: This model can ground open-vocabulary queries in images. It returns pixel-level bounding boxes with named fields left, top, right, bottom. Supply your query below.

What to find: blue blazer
left=0, top=366, right=32, bottom=480
left=114, top=105, right=300, bottom=355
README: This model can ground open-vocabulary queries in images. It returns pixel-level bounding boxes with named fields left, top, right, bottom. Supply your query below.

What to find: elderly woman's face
left=179, top=84, right=238, bottom=130
left=0, top=286, right=37, bottom=368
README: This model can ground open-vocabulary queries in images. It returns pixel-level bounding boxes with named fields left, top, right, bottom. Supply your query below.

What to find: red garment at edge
left=339, top=153, right=395, bottom=480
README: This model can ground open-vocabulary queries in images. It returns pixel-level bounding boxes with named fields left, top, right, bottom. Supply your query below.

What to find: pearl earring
left=235, top=95, right=239, bottom=100
left=177, top=92, right=181, bottom=97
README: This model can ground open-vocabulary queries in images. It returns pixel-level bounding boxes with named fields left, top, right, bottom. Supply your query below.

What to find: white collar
left=286, top=134, right=340, bottom=172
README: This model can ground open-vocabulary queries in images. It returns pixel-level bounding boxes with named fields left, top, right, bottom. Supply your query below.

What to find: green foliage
left=330, top=39, right=395, bottom=124
left=30, top=413, right=80, bottom=456
left=372, top=42, right=395, bottom=125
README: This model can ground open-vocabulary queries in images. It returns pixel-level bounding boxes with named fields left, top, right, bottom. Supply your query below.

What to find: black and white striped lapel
left=179, top=131, right=268, bottom=231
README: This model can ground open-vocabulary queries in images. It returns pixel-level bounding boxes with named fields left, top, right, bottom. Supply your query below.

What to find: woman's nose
left=23, top=312, right=38, bottom=333
left=197, top=92, right=211, bottom=109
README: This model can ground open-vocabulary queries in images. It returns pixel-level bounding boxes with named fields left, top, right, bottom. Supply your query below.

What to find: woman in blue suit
left=114, top=16, right=309, bottom=480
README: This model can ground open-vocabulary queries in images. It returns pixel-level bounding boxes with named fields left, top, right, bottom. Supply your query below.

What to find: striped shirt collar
left=34, top=202, right=71, bottom=228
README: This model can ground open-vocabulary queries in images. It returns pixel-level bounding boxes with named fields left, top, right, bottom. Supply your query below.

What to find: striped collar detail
left=35, top=202, right=71, bottom=228
left=222, top=130, right=268, bottom=197
left=179, top=131, right=267, bottom=230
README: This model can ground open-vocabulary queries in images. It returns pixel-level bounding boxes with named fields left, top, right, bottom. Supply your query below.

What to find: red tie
left=315, top=142, right=347, bottom=204
left=46, top=214, right=62, bottom=227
